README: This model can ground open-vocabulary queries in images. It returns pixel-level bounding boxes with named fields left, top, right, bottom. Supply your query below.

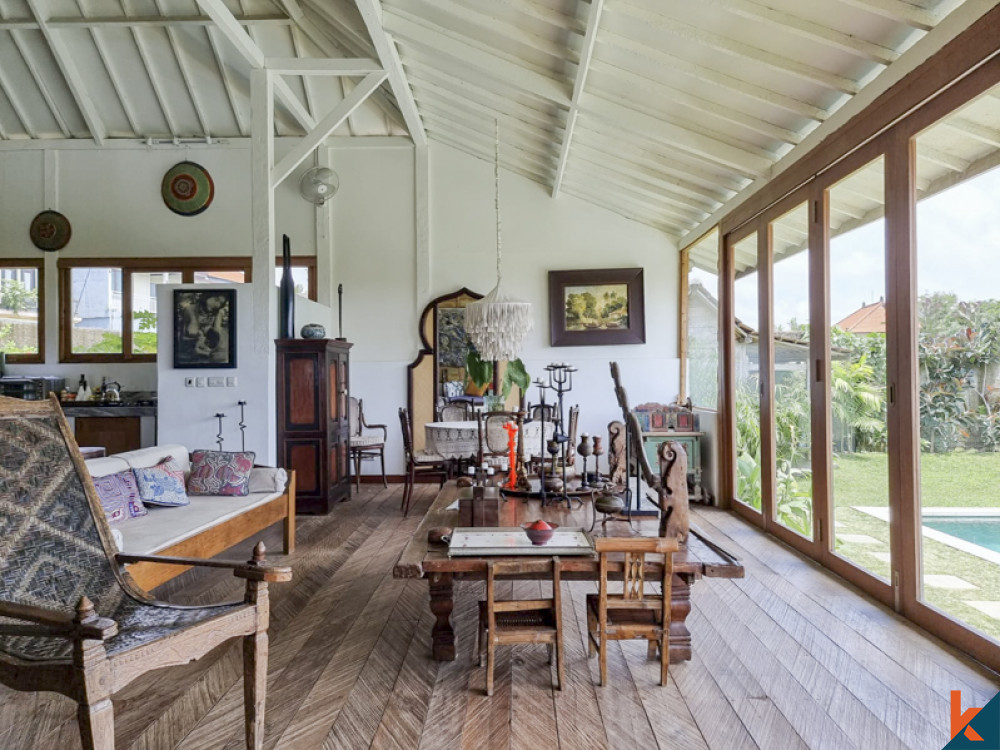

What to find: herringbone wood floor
left=1, top=483, right=997, bottom=749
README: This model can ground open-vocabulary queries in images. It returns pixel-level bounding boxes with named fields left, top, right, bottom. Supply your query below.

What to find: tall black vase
left=279, top=234, right=295, bottom=339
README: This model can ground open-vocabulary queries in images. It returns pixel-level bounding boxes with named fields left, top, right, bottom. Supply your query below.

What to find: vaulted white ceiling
left=0, top=0, right=995, bottom=249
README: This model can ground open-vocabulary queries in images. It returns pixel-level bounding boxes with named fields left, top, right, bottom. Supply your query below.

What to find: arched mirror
left=407, top=288, right=495, bottom=450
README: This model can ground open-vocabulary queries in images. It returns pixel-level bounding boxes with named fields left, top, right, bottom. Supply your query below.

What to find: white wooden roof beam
left=0, top=4, right=70, bottom=136
left=271, top=70, right=387, bottom=188
left=564, top=168, right=706, bottom=224
left=0, top=64, right=37, bottom=137
left=552, top=0, right=603, bottom=198
left=354, top=0, right=426, bottom=147
left=265, top=57, right=383, bottom=75
left=835, top=0, right=940, bottom=31
left=152, top=0, right=210, bottom=136
left=77, top=3, right=142, bottom=136
left=408, top=72, right=555, bottom=133
left=195, top=0, right=316, bottom=132
left=25, top=0, right=106, bottom=145
left=414, top=95, right=554, bottom=147
left=599, top=28, right=826, bottom=121
left=425, top=125, right=555, bottom=184
left=288, top=27, right=317, bottom=124
left=421, top=110, right=555, bottom=167
left=384, top=9, right=569, bottom=106
left=121, top=0, right=179, bottom=136
left=612, top=1, right=860, bottom=94
left=701, top=0, right=899, bottom=65
left=589, top=59, right=804, bottom=146
left=207, top=26, right=247, bottom=136
left=941, top=119, right=1000, bottom=149
left=14, top=14, right=292, bottom=28
left=915, top=144, right=971, bottom=172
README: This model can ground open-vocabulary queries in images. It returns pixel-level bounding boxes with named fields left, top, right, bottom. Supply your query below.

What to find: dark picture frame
left=173, top=288, right=237, bottom=368
left=548, top=268, right=645, bottom=346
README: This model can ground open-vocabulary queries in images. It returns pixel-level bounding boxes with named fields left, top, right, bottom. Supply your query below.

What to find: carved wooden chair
left=398, top=407, right=449, bottom=516
left=349, top=396, right=388, bottom=492
left=477, top=410, right=520, bottom=470
left=476, top=557, right=564, bottom=696
left=0, top=395, right=291, bottom=750
left=586, top=536, right=678, bottom=687
left=437, top=400, right=472, bottom=422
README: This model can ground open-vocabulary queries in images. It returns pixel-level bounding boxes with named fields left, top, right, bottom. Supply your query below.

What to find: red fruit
left=528, top=520, right=551, bottom=530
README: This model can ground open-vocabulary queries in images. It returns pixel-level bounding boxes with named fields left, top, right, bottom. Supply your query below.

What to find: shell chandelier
left=465, top=120, right=533, bottom=361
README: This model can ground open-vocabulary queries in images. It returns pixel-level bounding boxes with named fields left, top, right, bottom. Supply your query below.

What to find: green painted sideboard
left=641, top=431, right=705, bottom=503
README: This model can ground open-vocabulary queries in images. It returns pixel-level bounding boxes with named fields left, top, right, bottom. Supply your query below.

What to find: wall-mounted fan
left=298, top=166, right=340, bottom=205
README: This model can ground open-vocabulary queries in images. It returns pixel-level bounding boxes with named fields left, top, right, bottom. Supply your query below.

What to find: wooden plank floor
left=2, top=484, right=997, bottom=750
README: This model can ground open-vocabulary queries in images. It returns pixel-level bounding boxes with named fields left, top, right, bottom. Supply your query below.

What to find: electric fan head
left=298, top=167, right=340, bottom=204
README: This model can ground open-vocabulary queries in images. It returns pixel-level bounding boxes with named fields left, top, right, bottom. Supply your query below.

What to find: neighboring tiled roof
left=836, top=300, right=886, bottom=334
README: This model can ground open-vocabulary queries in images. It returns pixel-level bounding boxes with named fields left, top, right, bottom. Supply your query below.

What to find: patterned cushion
left=187, top=450, right=255, bottom=497
left=133, top=458, right=189, bottom=506
left=92, top=469, right=147, bottom=524
left=350, top=435, right=384, bottom=448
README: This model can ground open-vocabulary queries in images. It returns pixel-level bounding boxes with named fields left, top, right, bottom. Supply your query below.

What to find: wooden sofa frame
left=123, top=471, right=296, bottom=591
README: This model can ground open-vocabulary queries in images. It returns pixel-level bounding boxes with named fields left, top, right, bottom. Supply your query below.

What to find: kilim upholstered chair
left=0, top=395, right=291, bottom=750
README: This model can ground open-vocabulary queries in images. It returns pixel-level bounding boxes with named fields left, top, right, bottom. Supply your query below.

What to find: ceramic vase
left=301, top=323, right=326, bottom=339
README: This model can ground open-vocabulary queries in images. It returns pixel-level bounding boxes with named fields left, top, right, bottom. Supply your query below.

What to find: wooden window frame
left=0, top=258, right=45, bottom=364
left=274, top=255, right=318, bottom=301
left=59, top=257, right=252, bottom=364
left=716, top=6, right=1000, bottom=673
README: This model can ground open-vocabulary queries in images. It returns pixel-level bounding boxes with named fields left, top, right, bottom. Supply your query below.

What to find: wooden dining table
left=393, top=481, right=744, bottom=664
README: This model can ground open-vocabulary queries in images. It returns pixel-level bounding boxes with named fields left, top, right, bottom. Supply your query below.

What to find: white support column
left=43, top=149, right=59, bottom=365
left=415, top=143, right=430, bottom=311
left=251, top=69, right=277, bottom=464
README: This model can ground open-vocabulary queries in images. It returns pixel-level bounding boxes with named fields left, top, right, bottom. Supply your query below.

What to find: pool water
left=922, top=518, right=1000, bottom=554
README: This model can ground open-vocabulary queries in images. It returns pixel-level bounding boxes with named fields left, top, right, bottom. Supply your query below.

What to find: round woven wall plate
left=161, top=161, right=214, bottom=216
left=29, top=210, right=71, bottom=251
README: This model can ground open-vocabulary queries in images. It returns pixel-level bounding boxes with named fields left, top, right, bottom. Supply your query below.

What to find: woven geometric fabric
left=0, top=413, right=242, bottom=662
left=0, top=415, right=125, bottom=656
left=187, top=450, right=255, bottom=496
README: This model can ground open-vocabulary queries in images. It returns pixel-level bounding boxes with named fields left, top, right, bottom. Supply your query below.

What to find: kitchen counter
left=60, top=403, right=156, bottom=418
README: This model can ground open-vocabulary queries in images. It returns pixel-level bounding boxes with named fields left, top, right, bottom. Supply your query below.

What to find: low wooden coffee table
left=393, top=481, right=743, bottom=663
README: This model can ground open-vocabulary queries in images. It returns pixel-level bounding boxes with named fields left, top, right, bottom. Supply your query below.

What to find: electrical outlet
left=195, top=377, right=206, bottom=387
left=207, top=376, right=224, bottom=387
left=226, top=376, right=237, bottom=387
left=185, top=377, right=195, bottom=387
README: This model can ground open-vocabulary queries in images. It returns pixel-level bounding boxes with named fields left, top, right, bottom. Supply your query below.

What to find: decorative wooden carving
left=657, top=441, right=690, bottom=543
left=607, top=420, right=627, bottom=486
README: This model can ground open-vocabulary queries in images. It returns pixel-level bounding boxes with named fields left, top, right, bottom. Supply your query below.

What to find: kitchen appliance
left=0, top=376, right=66, bottom=401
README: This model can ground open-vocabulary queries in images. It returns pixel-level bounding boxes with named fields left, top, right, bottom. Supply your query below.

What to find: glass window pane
left=771, top=202, right=813, bottom=538
left=131, top=272, right=182, bottom=354
left=687, top=229, right=719, bottom=409
left=828, top=157, right=890, bottom=580
left=733, top=233, right=761, bottom=511
left=195, top=270, right=245, bottom=284
left=274, top=267, right=310, bottom=297
left=0, top=266, right=41, bottom=356
left=916, top=84, right=1000, bottom=644
left=70, top=267, right=123, bottom=354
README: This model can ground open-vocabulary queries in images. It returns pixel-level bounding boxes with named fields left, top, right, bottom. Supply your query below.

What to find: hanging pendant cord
left=495, top=118, right=502, bottom=285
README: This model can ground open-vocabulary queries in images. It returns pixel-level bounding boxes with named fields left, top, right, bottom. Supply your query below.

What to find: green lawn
left=832, top=451, right=1000, bottom=508
left=830, top=450, right=1000, bottom=641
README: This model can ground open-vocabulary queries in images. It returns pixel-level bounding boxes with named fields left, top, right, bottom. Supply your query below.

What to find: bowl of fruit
left=522, top=519, right=559, bottom=546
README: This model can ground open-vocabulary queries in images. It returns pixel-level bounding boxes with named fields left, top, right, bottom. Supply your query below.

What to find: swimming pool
left=922, top=517, right=1000, bottom=554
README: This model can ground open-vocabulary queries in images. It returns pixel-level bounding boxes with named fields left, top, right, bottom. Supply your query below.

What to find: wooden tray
left=447, top=527, right=594, bottom=556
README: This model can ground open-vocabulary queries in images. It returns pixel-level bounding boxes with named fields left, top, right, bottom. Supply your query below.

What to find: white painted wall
left=338, top=142, right=680, bottom=476
left=155, top=283, right=271, bottom=460
left=0, top=143, right=315, bottom=393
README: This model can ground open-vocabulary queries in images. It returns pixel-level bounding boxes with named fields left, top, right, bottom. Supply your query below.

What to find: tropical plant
left=0, top=280, right=36, bottom=316
left=465, top=347, right=530, bottom=408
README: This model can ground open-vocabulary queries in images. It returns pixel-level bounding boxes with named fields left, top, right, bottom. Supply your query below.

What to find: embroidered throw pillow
left=133, top=458, right=189, bottom=507
left=187, top=450, right=256, bottom=497
left=92, top=469, right=147, bottom=524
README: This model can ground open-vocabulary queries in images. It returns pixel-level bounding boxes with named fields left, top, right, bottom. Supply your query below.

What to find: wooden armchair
left=586, top=536, right=678, bottom=687
left=349, top=396, right=388, bottom=491
left=437, top=400, right=472, bottom=422
left=477, top=558, right=564, bottom=696
left=477, top=410, right=520, bottom=470
left=0, top=395, right=291, bottom=750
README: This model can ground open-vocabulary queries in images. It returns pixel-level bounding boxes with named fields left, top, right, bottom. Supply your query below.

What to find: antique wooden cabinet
left=276, top=338, right=352, bottom=513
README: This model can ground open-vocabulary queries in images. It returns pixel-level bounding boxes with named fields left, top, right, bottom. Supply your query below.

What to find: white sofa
left=86, top=443, right=296, bottom=590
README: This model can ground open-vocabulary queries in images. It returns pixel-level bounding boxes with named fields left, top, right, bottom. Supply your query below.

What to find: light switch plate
left=195, top=377, right=206, bottom=387
left=207, top=376, right=224, bottom=387
left=185, top=377, right=195, bottom=387
left=226, top=376, right=237, bottom=387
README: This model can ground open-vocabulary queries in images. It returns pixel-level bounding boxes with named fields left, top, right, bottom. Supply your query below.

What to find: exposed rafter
left=355, top=0, right=426, bottom=146
left=552, top=0, right=603, bottom=198
left=25, top=0, right=107, bottom=144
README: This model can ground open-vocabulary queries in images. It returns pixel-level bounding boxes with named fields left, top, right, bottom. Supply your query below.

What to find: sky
left=694, top=163, right=1000, bottom=333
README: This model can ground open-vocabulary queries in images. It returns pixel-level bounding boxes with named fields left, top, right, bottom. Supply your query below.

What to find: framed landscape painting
left=173, top=288, right=237, bottom=368
left=548, top=268, right=645, bottom=346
